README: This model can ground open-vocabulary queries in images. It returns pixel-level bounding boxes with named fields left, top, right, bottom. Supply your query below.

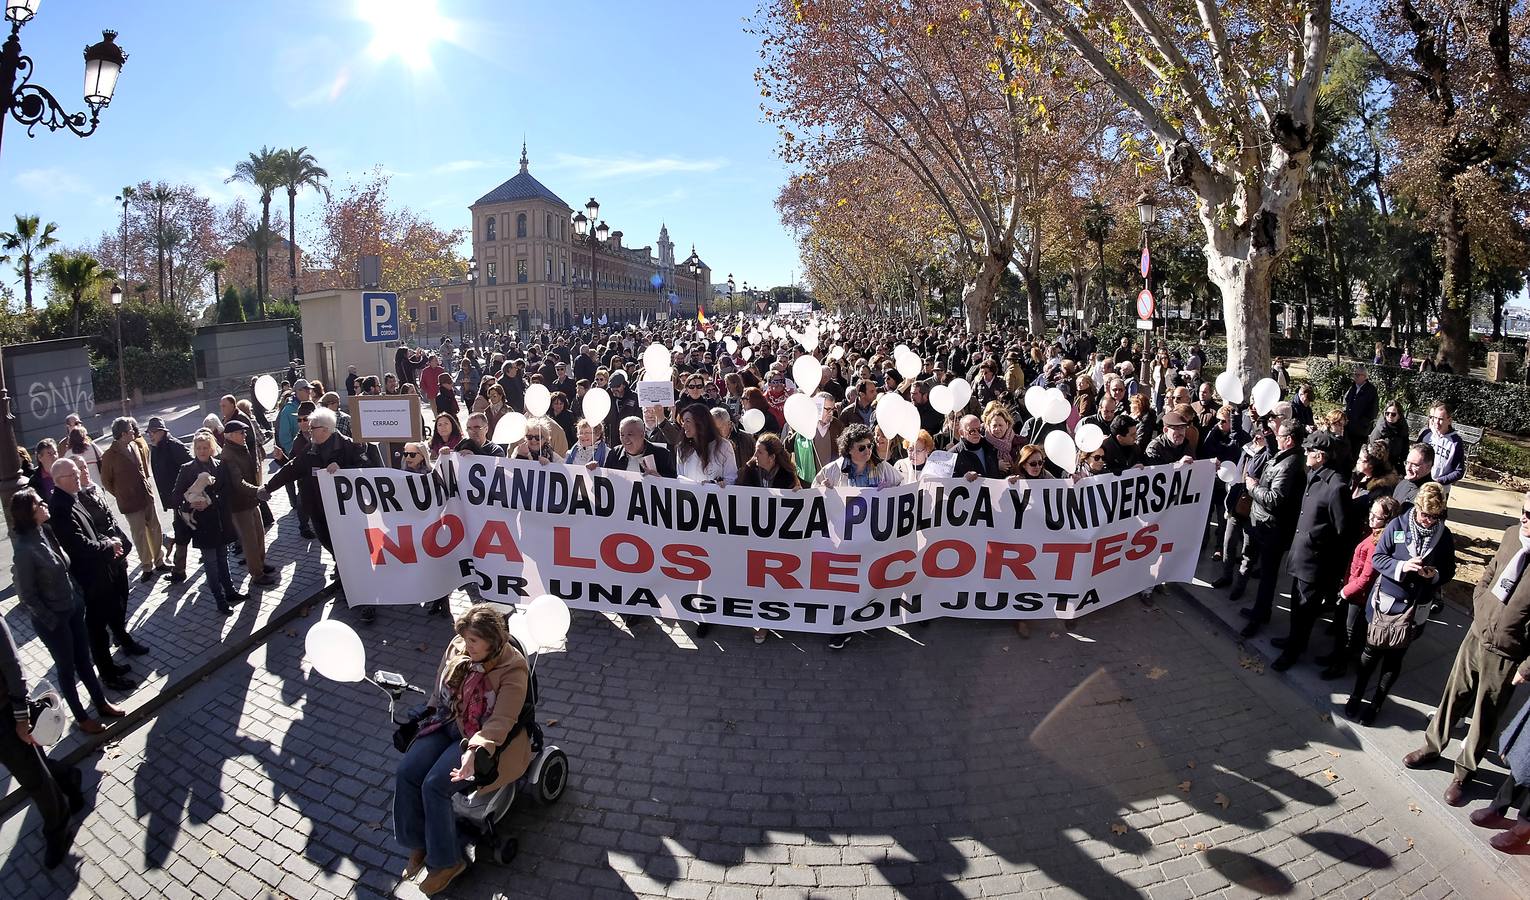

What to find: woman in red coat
left=1319, top=496, right=1401, bottom=682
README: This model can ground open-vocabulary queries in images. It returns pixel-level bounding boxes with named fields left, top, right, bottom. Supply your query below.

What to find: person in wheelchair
left=394, top=606, right=531, bottom=895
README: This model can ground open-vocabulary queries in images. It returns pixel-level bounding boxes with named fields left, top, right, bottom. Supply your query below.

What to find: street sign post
left=362, top=291, right=399, bottom=343
left=1140, top=246, right=1151, bottom=280
left=1136, top=289, right=1156, bottom=321
left=452, top=308, right=468, bottom=346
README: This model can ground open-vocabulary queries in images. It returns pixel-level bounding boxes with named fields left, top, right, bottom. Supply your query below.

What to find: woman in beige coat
left=394, top=606, right=531, bottom=894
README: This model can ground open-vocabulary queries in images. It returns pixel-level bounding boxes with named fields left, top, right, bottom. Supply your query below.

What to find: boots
left=1228, top=573, right=1249, bottom=604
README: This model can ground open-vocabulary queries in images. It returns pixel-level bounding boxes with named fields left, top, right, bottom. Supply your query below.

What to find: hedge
left=92, top=348, right=195, bottom=399
left=1305, top=356, right=1530, bottom=436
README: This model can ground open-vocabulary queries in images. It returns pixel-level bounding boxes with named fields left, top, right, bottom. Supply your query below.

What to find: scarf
left=1405, top=512, right=1444, bottom=562
left=1492, top=530, right=1530, bottom=604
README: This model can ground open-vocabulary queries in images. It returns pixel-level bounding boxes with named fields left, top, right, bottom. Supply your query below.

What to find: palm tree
left=278, top=147, right=328, bottom=301
left=146, top=183, right=175, bottom=303
left=204, top=258, right=227, bottom=305
left=226, top=147, right=285, bottom=319
left=45, top=251, right=115, bottom=336
left=114, top=185, right=136, bottom=277
left=161, top=223, right=185, bottom=306
left=0, top=214, right=61, bottom=311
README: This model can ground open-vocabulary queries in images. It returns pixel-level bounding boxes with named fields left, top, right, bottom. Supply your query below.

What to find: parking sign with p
left=362, top=291, right=399, bottom=343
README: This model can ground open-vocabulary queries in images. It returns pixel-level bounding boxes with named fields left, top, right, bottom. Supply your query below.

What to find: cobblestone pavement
left=2, top=583, right=1521, bottom=899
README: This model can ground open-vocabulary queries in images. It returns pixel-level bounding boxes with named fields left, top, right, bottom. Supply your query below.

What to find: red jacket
left=1340, top=531, right=1381, bottom=603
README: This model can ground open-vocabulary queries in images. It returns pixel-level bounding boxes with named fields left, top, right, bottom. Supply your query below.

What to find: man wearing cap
left=1405, top=491, right=1530, bottom=805
left=100, top=417, right=164, bottom=583
left=1269, top=430, right=1350, bottom=671
left=144, top=417, right=192, bottom=580
left=220, top=420, right=276, bottom=587
left=1143, top=410, right=1196, bottom=466
left=549, top=360, right=577, bottom=400
left=602, top=371, right=641, bottom=440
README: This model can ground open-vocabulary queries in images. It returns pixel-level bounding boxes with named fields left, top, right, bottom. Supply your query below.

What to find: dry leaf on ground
left=1324, top=749, right=1340, bottom=758
left=1110, top=823, right=1127, bottom=835
left=1186, top=760, right=1196, bottom=769
left=1214, top=793, right=1231, bottom=809
left=1323, top=769, right=1339, bottom=782
left=1193, top=841, right=1207, bottom=851
left=1239, top=655, right=1264, bottom=674
left=1177, top=780, right=1192, bottom=794
left=1147, top=666, right=1168, bottom=680
left=1408, top=802, right=1422, bottom=815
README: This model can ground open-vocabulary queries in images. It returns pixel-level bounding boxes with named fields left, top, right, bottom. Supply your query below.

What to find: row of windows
left=484, top=211, right=567, bottom=243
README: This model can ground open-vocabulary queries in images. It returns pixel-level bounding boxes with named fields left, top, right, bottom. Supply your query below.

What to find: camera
left=375, top=670, right=408, bottom=690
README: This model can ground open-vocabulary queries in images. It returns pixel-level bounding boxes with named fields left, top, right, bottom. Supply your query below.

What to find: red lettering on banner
left=422, top=516, right=465, bottom=558
left=983, top=542, right=1035, bottom=580
left=1092, top=532, right=1127, bottom=575
left=601, top=534, right=654, bottom=573
left=811, top=552, right=861, bottom=593
left=1043, top=542, right=1092, bottom=579
left=366, top=526, right=416, bottom=565
left=660, top=544, right=711, bottom=580
left=473, top=520, right=523, bottom=563
left=747, top=551, right=802, bottom=589
left=869, top=549, right=916, bottom=589
left=1126, top=524, right=1159, bottom=560
left=922, top=539, right=976, bottom=578
left=553, top=526, right=596, bottom=569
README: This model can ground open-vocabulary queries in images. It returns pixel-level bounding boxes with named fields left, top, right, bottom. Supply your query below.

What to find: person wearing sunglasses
left=510, top=423, right=555, bottom=463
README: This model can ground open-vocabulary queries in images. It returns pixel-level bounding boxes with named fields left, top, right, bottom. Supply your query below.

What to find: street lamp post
left=572, top=198, right=609, bottom=325
left=0, top=1, right=127, bottom=525
left=467, top=256, right=477, bottom=348
left=726, top=274, right=735, bottom=316
left=1136, top=190, right=1158, bottom=347
left=688, top=259, right=702, bottom=320
left=110, top=282, right=125, bottom=414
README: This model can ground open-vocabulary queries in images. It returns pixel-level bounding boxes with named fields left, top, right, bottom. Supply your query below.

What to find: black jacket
left=1248, top=446, right=1305, bottom=545
left=736, top=462, right=800, bottom=489
left=1287, top=465, right=1351, bottom=585
left=953, top=439, right=1001, bottom=480
left=149, top=435, right=192, bottom=509
left=1102, top=436, right=1141, bottom=475
left=47, top=489, right=121, bottom=589
left=1369, top=417, right=1410, bottom=473
left=603, top=440, right=677, bottom=478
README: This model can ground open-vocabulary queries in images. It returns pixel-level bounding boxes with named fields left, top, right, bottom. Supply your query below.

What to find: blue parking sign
left=362, top=291, right=398, bottom=343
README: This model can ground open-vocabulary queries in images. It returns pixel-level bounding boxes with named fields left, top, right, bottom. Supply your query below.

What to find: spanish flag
left=697, top=306, right=708, bottom=325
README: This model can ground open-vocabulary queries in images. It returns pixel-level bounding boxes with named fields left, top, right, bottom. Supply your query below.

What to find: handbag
left=1366, top=590, right=1415, bottom=649
left=1234, top=493, right=1253, bottom=519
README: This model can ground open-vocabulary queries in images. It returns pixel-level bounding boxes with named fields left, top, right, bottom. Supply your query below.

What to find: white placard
left=350, top=396, right=420, bottom=442
left=922, top=450, right=956, bottom=479
left=636, top=380, right=676, bottom=408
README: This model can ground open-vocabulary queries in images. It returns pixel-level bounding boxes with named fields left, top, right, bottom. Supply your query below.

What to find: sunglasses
left=852, top=444, right=872, bottom=452
left=404, top=452, right=423, bottom=459
left=1087, top=453, right=1105, bottom=461
left=1025, top=460, right=1044, bottom=469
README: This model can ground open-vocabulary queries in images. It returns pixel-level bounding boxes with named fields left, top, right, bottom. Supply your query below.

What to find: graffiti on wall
left=28, top=375, right=95, bottom=423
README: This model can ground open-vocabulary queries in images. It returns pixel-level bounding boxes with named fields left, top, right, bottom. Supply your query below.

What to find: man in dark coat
left=145, top=417, right=193, bottom=580
left=603, top=416, right=678, bottom=478
left=1234, top=421, right=1306, bottom=637
left=1405, top=493, right=1530, bottom=805
left=952, top=416, right=1001, bottom=480
left=1342, top=366, right=1379, bottom=455
left=46, top=460, right=136, bottom=689
left=1101, top=415, right=1141, bottom=475
left=1270, top=431, right=1350, bottom=670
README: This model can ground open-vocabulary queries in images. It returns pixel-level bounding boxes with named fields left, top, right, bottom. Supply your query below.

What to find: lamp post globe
left=595, top=220, right=609, bottom=243
left=1136, top=191, right=1157, bottom=229
left=572, top=211, right=588, bottom=237
left=4, top=0, right=40, bottom=25
left=82, top=30, right=126, bottom=108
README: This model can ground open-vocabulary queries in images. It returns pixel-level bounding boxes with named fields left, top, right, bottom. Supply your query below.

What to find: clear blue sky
left=1, top=0, right=802, bottom=298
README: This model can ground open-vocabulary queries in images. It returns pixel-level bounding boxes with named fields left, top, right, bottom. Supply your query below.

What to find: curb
left=1165, top=580, right=1530, bottom=896
left=0, top=581, right=336, bottom=822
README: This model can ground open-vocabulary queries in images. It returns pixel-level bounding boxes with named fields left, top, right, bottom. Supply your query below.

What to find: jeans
left=394, top=723, right=470, bottom=870
left=34, top=610, right=108, bottom=720
left=202, top=544, right=236, bottom=602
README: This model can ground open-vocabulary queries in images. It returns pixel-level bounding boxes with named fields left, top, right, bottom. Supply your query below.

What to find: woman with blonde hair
left=894, top=430, right=937, bottom=483
left=982, top=402, right=1023, bottom=476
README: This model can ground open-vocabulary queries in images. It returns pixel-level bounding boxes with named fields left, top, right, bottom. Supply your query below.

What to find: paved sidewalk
left=0, top=588, right=1518, bottom=898
left=1174, top=486, right=1530, bottom=890
left=0, top=481, right=332, bottom=809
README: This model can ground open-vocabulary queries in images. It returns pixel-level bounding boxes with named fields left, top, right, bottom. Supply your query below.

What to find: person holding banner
left=565, top=419, right=608, bottom=467
left=602, top=417, right=677, bottom=478
left=462, top=415, right=507, bottom=457
left=510, top=422, right=556, bottom=463
left=429, top=414, right=464, bottom=457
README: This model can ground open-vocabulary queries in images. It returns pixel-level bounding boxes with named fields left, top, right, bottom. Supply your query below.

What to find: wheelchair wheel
left=496, top=836, right=519, bottom=865
left=533, top=749, right=569, bottom=805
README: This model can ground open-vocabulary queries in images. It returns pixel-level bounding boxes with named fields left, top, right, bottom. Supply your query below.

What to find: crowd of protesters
left=5, top=313, right=1530, bottom=861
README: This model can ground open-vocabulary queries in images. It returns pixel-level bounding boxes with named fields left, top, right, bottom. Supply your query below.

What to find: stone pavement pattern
left=1, top=585, right=1519, bottom=899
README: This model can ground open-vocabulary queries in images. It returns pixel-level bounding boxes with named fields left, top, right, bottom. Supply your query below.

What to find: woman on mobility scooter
left=394, top=605, right=531, bottom=895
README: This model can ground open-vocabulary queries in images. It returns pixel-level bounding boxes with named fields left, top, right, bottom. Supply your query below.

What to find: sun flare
left=356, top=0, right=457, bottom=70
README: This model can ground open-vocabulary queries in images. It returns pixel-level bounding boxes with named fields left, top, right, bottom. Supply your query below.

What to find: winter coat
left=170, top=458, right=235, bottom=549
left=46, top=489, right=122, bottom=592
left=1369, top=417, right=1410, bottom=472
left=1468, top=525, right=1530, bottom=663
left=149, top=434, right=192, bottom=509
left=100, top=437, right=155, bottom=515
left=11, top=526, right=83, bottom=634
left=953, top=439, right=1002, bottom=480
left=427, top=636, right=532, bottom=796
left=736, top=461, right=801, bottom=489
left=1339, top=531, right=1381, bottom=604
left=1288, top=465, right=1350, bottom=586
left=218, top=440, right=264, bottom=513
left=1370, top=512, right=1456, bottom=621
left=1248, top=446, right=1305, bottom=548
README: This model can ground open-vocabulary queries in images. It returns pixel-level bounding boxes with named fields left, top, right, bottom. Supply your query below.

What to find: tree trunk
left=258, top=199, right=272, bottom=320
left=288, top=188, right=299, bottom=302
left=1492, top=282, right=1505, bottom=341
left=1023, top=269, right=1046, bottom=339
left=1206, top=248, right=1274, bottom=387
left=22, top=264, right=33, bottom=311
left=1436, top=195, right=1471, bottom=372
left=962, top=250, right=1008, bottom=332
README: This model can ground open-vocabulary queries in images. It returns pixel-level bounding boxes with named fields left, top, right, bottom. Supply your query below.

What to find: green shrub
left=92, top=347, right=195, bottom=397
left=1306, top=356, right=1530, bottom=435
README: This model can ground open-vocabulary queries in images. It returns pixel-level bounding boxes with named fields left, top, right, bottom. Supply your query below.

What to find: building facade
left=401, top=146, right=712, bottom=337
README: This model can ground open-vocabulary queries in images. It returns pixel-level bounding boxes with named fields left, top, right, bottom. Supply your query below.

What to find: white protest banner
left=319, top=458, right=1214, bottom=634
left=635, top=380, right=676, bottom=409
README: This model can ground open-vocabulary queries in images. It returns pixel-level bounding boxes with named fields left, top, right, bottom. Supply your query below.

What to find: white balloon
left=792, top=355, right=823, bottom=394
left=1075, top=423, right=1105, bottom=453
left=305, top=619, right=366, bottom=683
left=929, top=384, right=954, bottom=415
left=643, top=342, right=671, bottom=375
left=879, top=395, right=919, bottom=444
left=742, top=348, right=754, bottom=361
left=830, top=345, right=846, bottom=361
left=254, top=374, right=279, bottom=411
left=1214, top=371, right=1245, bottom=405
left=526, top=594, right=572, bottom=650
left=1217, top=461, right=1238, bottom=484
left=784, top=393, right=819, bottom=437
left=1044, top=430, right=1078, bottom=472
left=748, top=330, right=762, bottom=346
left=493, top=411, right=527, bottom=445
left=725, top=337, right=738, bottom=354
left=1042, top=388, right=1070, bottom=425
left=740, top=408, right=766, bottom=434
left=802, top=326, right=821, bottom=352
left=1251, top=378, right=1281, bottom=415
left=524, top=383, right=551, bottom=417
left=895, top=344, right=912, bottom=357
left=949, top=378, right=973, bottom=411
left=507, top=612, right=540, bottom=656
left=582, top=387, right=612, bottom=425
left=896, top=351, right=923, bottom=380
left=1024, top=386, right=1049, bottom=419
